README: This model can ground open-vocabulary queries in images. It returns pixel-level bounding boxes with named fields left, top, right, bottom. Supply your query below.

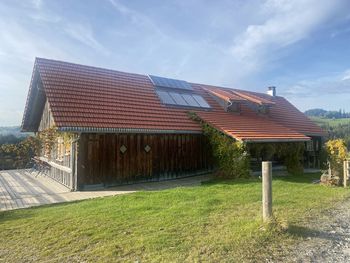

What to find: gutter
left=243, top=138, right=310, bottom=143
left=58, top=127, right=202, bottom=134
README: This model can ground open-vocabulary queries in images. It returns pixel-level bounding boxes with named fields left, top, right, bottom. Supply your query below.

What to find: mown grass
left=0, top=173, right=349, bottom=262
left=309, top=116, right=350, bottom=127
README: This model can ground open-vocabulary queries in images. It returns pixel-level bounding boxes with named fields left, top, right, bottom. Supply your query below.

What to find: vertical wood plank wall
left=77, top=133, right=213, bottom=188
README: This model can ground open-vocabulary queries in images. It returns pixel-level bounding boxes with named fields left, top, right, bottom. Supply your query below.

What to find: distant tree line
left=0, top=134, right=24, bottom=145
left=305, top=108, right=350, bottom=119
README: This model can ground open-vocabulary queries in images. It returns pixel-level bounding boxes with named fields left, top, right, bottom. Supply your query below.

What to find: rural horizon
left=1, top=0, right=350, bottom=126
left=1, top=1, right=350, bottom=262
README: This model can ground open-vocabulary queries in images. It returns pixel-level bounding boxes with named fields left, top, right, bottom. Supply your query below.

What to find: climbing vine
left=189, top=112, right=250, bottom=178
left=38, top=127, right=58, bottom=157
left=38, top=127, right=74, bottom=158
left=203, top=124, right=250, bottom=178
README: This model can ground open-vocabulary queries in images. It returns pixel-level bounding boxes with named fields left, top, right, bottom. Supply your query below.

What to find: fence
left=344, top=160, right=350, bottom=188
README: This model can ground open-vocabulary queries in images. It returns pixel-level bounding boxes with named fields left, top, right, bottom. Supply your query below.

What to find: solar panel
left=169, top=92, right=188, bottom=106
left=149, top=75, right=193, bottom=90
left=192, top=95, right=211, bottom=108
left=156, top=90, right=210, bottom=109
left=182, top=94, right=200, bottom=107
left=156, top=90, right=175, bottom=105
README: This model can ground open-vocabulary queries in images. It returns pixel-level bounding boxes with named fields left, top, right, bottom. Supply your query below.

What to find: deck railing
left=36, top=156, right=74, bottom=190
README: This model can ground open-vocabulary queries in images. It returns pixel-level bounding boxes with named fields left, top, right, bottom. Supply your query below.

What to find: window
left=306, top=140, right=314, bottom=151
left=156, top=90, right=211, bottom=109
left=56, top=137, right=64, bottom=161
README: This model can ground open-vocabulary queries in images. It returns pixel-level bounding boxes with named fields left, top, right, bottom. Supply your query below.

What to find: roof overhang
left=21, top=64, right=46, bottom=132
left=243, top=138, right=311, bottom=143
left=304, top=133, right=326, bottom=137
left=58, top=127, right=202, bottom=134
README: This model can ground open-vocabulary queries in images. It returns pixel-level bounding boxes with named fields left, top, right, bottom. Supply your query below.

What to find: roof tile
left=22, top=58, right=324, bottom=141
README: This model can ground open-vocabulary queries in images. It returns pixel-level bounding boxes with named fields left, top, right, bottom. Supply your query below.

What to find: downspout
left=226, top=100, right=233, bottom=111
left=70, top=134, right=81, bottom=191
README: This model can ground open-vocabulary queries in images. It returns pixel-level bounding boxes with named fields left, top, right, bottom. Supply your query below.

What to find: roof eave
left=243, top=138, right=310, bottom=143
left=57, top=127, right=203, bottom=134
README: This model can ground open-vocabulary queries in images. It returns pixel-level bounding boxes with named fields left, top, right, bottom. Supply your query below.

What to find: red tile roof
left=22, top=58, right=325, bottom=142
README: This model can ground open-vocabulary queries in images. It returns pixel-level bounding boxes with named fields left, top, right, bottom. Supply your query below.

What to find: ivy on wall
left=38, top=127, right=58, bottom=157
left=189, top=112, right=306, bottom=176
left=38, top=127, right=74, bottom=158
left=203, top=123, right=250, bottom=178
left=189, top=112, right=250, bottom=178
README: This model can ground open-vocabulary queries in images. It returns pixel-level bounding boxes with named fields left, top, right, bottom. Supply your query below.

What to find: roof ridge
left=35, top=58, right=269, bottom=96
left=35, top=57, right=147, bottom=78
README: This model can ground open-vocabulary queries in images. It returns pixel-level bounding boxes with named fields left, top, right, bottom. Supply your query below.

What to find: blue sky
left=1, top=0, right=350, bottom=126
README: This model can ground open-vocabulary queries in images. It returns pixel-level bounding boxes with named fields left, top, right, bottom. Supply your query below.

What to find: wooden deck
left=0, top=169, right=212, bottom=211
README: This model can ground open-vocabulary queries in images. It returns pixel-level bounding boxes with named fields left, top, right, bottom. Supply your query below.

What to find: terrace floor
left=0, top=169, right=212, bottom=211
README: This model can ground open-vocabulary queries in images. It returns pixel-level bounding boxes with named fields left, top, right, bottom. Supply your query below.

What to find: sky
left=1, top=0, right=350, bottom=126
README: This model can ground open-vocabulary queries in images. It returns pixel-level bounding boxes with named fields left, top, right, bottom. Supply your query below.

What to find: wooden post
left=344, top=160, right=348, bottom=188
left=70, top=139, right=76, bottom=191
left=262, top=161, right=272, bottom=221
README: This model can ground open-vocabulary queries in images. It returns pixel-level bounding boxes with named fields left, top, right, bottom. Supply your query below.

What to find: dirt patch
left=271, top=198, right=350, bottom=262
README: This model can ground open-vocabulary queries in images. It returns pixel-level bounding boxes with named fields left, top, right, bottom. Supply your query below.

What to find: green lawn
left=1, top=173, right=349, bottom=262
left=309, top=116, right=350, bottom=127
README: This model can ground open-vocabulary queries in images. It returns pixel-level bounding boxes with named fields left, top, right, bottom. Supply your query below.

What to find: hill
left=305, top=108, right=350, bottom=119
left=308, top=117, right=350, bottom=148
left=309, top=117, right=350, bottom=127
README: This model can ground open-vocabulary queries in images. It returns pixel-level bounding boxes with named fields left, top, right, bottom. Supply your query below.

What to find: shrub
left=0, top=136, right=40, bottom=170
left=202, top=124, right=250, bottom=178
left=325, top=139, right=348, bottom=176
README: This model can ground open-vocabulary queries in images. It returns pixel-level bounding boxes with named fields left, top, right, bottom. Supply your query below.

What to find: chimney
left=267, top=86, right=276, bottom=96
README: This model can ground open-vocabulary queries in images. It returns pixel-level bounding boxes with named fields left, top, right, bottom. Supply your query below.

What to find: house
left=22, top=58, right=324, bottom=190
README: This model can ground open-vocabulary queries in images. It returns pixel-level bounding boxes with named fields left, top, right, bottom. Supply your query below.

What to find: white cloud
left=31, top=0, right=43, bottom=9
left=63, top=23, right=110, bottom=56
left=282, top=69, right=350, bottom=98
left=341, top=69, right=350, bottom=81
left=0, top=20, right=72, bottom=62
left=231, top=0, right=343, bottom=60
left=108, top=0, right=164, bottom=36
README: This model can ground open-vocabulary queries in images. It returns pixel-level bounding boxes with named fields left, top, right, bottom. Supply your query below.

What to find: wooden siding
left=77, top=133, right=213, bottom=188
left=38, top=100, right=55, bottom=131
left=36, top=99, right=74, bottom=189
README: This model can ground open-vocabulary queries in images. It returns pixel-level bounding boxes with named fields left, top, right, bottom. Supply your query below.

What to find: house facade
left=22, top=58, right=325, bottom=190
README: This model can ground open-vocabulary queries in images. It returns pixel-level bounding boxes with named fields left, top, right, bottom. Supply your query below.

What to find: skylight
left=149, top=75, right=193, bottom=91
left=156, top=90, right=211, bottom=109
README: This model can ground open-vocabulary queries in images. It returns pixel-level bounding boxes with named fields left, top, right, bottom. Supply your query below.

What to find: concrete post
left=344, top=160, right=348, bottom=188
left=262, top=161, right=272, bottom=221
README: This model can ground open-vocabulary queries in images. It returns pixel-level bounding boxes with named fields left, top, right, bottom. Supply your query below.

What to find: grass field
left=1, top=173, right=349, bottom=262
left=309, top=116, right=350, bottom=127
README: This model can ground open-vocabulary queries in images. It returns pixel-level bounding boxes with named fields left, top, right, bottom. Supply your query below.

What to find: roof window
left=149, top=75, right=192, bottom=91
left=156, top=90, right=210, bottom=109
